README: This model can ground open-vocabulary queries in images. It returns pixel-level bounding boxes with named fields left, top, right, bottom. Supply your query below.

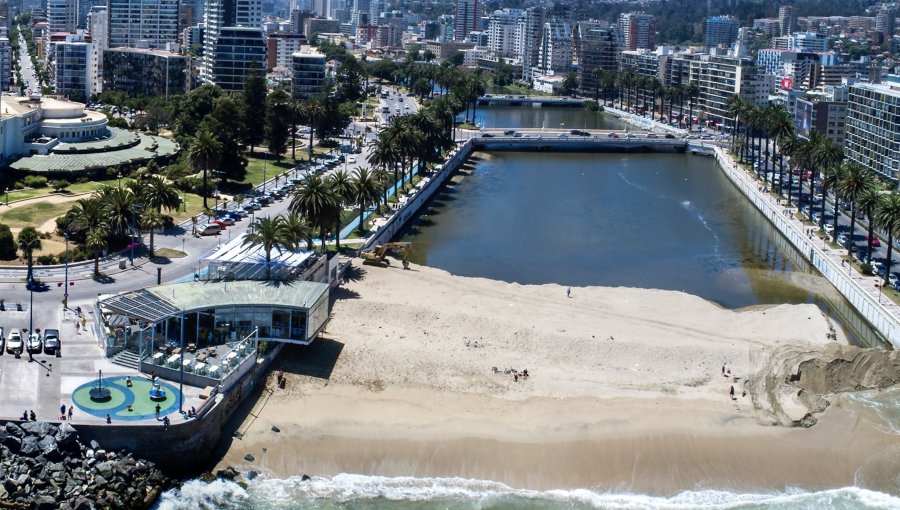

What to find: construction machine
left=360, top=242, right=412, bottom=269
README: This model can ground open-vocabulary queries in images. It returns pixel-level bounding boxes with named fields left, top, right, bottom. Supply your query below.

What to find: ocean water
left=155, top=475, right=900, bottom=510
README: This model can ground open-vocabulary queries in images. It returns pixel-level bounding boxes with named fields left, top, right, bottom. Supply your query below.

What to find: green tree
left=17, top=227, right=41, bottom=279
left=243, top=216, right=294, bottom=279
left=85, top=226, right=109, bottom=276
left=266, top=89, right=292, bottom=160
left=411, top=77, right=431, bottom=99
left=301, top=98, right=326, bottom=160
left=50, top=180, right=70, bottom=193
left=837, top=162, right=875, bottom=255
left=205, top=95, right=248, bottom=183
left=447, top=51, right=464, bottom=66
left=143, top=175, right=181, bottom=213
left=0, top=224, right=17, bottom=260
left=351, top=167, right=382, bottom=234
left=140, top=209, right=165, bottom=256
left=188, top=129, right=223, bottom=209
left=280, top=210, right=315, bottom=250
left=857, top=187, right=883, bottom=263
left=821, top=163, right=847, bottom=240
left=242, top=65, right=268, bottom=152
left=290, top=174, right=341, bottom=252
left=875, top=193, right=900, bottom=286
left=422, top=49, right=436, bottom=62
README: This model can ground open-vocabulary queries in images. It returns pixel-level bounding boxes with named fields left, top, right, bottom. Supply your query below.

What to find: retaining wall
left=714, top=147, right=898, bottom=348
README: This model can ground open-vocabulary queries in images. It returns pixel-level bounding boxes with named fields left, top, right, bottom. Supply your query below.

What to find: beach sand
left=214, top=261, right=900, bottom=495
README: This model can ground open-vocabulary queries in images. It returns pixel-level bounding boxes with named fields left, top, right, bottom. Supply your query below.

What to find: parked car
left=43, top=329, right=59, bottom=354
left=217, top=217, right=235, bottom=226
left=824, top=224, right=835, bottom=235
left=213, top=219, right=229, bottom=229
left=198, top=224, right=222, bottom=236
left=870, top=236, right=881, bottom=247
left=0, top=327, right=4, bottom=354
left=837, top=234, right=849, bottom=246
left=6, top=328, right=21, bottom=354
left=26, top=332, right=41, bottom=353
left=607, top=132, right=619, bottom=139
left=513, top=132, right=524, bottom=137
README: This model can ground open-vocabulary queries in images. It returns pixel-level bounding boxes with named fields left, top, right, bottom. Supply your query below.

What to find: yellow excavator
left=360, top=242, right=412, bottom=269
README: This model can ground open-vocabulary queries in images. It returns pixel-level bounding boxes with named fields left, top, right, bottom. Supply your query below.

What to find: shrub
left=49, top=180, right=70, bottom=193
left=0, top=224, right=16, bottom=260
left=36, top=254, right=55, bottom=265
left=23, top=175, right=48, bottom=188
left=861, top=262, right=875, bottom=275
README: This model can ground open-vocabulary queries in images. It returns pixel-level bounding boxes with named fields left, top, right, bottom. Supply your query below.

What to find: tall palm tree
left=140, top=209, right=166, bottom=256
left=779, top=133, right=803, bottom=206
left=17, top=227, right=41, bottom=281
left=685, top=81, right=699, bottom=128
left=767, top=104, right=795, bottom=193
left=280, top=210, right=315, bottom=250
left=837, top=162, right=875, bottom=255
left=368, top=134, right=399, bottom=193
left=821, top=163, right=847, bottom=238
left=857, top=187, right=883, bottom=264
left=85, top=226, right=109, bottom=276
left=67, top=197, right=106, bottom=238
left=99, top=185, right=135, bottom=239
left=726, top=95, right=745, bottom=154
left=351, top=167, right=383, bottom=233
left=291, top=174, right=340, bottom=252
left=143, top=175, right=181, bottom=213
left=875, top=193, right=900, bottom=286
left=188, top=129, right=222, bottom=209
left=327, top=170, right=354, bottom=251
left=813, top=136, right=843, bottom=227
left=243, top=216, right=293, bottom=279
left=301, top=98, right=326, bottom=161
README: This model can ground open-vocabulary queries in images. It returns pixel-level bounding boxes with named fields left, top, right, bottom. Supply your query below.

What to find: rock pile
left=0, top=421, right=172, bottom=509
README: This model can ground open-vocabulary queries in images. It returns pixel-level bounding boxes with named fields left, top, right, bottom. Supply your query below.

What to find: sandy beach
left=215, top=261, right=900, bottom=495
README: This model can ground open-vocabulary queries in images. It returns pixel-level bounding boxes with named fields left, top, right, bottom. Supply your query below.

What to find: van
left=199, top=224, right=221, bottom=236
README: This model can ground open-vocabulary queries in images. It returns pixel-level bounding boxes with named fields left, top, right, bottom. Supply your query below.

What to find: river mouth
left=400, top=151, right=883, bottom=347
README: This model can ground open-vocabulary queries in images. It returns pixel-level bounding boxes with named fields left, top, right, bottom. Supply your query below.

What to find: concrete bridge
left=469, top=130, right=689, bottom=153
left=476, top=95, right=584, bottom=106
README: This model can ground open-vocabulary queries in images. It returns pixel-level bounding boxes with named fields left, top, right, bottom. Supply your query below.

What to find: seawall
left=712, top=147, right=898, bottom=348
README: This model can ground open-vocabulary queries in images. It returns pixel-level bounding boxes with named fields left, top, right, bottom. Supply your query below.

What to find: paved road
left=16, top=30, right=40, bottom=92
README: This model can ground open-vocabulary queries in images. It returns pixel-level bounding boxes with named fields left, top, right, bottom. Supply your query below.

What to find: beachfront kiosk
left=96, top=280, right=329, bottom=389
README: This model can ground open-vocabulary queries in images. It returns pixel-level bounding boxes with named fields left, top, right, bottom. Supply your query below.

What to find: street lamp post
left=5, top=187, right=8, bottom=206
left=263, top=155, right=268, bottom=193
left=117, top=172, right=122, bottom=188
left=27, top=274, right=33, bottom=363
left=63, top=231, right=69, bottom=309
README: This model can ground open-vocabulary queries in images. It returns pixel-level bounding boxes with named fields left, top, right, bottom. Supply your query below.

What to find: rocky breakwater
left=0, top=421, right=172, bottom=509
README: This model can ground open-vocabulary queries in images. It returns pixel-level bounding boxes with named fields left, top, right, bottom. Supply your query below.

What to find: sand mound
left=751, top=343, right=900, bottom=427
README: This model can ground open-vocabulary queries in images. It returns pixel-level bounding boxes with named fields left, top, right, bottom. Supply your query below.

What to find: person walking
left=566, top=287, right=571, bottom=298
left=67, top=406, right=73, bottom=421
left=155, top=403, right=161, bottom=419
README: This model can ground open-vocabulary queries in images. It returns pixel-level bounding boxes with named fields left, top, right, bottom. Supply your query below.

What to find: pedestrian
left=721, top=364, right=726, bottom=376
left=21, top=410, right=28, bottom=421
left=155, top=403, right=161, bottom=419
left=106, top=414, right=111, bottom=424
left=81, top=317, right=87, bottom=330
left=729, top=385, right=736, bottom=400
left=68, top=406, right=73, bottom=421
left=60, top=403, right=66, bottom=416
left=29, top=410, right=36, bottom=421
left=75, top=322, right=80, bottom=333
left=566, top=287, right=571, bottom=298
left=162, top=416, right=170, bottom=430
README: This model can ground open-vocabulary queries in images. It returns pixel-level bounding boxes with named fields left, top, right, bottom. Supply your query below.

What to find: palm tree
left=821, top=163, right=847, bottom=238
left=140, top=209, right=166, bottom=256
left=67, top=197, right=106, bottom=238
left=726, top=95, right=745, bottom=155
left=188, top=129, right=222, bottom=209
left=85, top=226, right=109, bottom=276
left=464, top=72, right=487, bottom=123
left=327, top=170, right=354, bottom=251
left=143, top=175, right=181, bottom=213
left=813, top=136, right=843, bottom=228
left=291, top=174, right=340, bottom=252
left=280, top=210, right=315, bottom=250
left=99, top=185, right=135, bottom=239
left=243, top=216, right=294, bottom=279
left=876, top=193, right=900, bottom=286
left=857, top=187, right=883, bottom=264
left=372, top=166, right=392, bottom=207
left=767, top=104, right=795, bottom=193
left=685, top=81, right=699, bottom=128
left=837, top=162, right=875, bottom=255
left=779, top=133, right=803, bottom=206
left=17, top=227, right=41, bottom=280
left=351, top=167, right=383, bottom=234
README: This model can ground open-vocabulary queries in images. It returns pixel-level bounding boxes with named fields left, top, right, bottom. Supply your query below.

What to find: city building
left=519, top=6, right=544, bottom=80
left=54, top=36, right=93, bottom=100
left=77, top=0, right=105, bottom=29
left=107, top=0, right=179, bottom=49
left=102, top=47, right=188, bottom=98
left=202, top=0, right=266, bottom=90
left=794, top=84, right=848, bottom=147
left=875, top=7, right=896, bottom=43
left=0, top=96, right=106, bottom=163
left=778, top=5, right=795, bottom=36
left=267, top=31, right=306, bottom=69
left=787, top=32, right=828, bottom=53
left=705, top=15, right=739, bottom=49
left=454, top=0, right=478, bottom=41
left=424, top=40, right=474, bottom=60
left=0, top=37, right=9, bottom=92
left=486, top=8, right=521, bottom=56
left=533, top=22, right=572, bottom=78
left=305, top=16, right=339, bottom=35
left=373, top=24, right=401, bottom=47
left=574, top=22, right=617, bottom=98
left=618, top=12, right=655, bottom=51
left=752, top=18, right=780, bottom=37
left=693, top=54, right=768, bottom=128
left=845, top=80, right=900, bottom=182
left=47, top=0, right=76, bottom=33
left=291, top=51, right=325, bottom=99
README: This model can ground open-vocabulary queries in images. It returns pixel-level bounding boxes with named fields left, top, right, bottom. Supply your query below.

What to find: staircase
left=111, top=349, right=140, bottom=370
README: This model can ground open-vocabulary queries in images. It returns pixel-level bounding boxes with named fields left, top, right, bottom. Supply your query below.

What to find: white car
left=26, top=332, right=41, bottom=353
left=6, top=328, right=22, bottom=354
left=404, top=104, right=410, bottom=110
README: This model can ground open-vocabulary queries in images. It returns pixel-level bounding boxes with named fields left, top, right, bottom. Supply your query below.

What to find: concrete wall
left=713, top=147, right=898, bottom=348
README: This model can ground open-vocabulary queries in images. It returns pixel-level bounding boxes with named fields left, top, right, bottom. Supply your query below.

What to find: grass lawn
left=170, top=192, right=207, bottom=223
left=3, top=178, right=121, bottom=205
left=243, top=156, right=299, bottom=187
left=0, top=201, right=72, bottom=229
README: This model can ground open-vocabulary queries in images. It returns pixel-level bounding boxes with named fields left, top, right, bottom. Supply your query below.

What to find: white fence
left=714, top=147, right=899, bottom=348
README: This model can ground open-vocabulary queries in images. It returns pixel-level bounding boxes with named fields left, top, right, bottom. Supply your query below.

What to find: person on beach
left=566, top=287, right=571, bottom=298
left=721, top=364, right=726, bottom=376
left=21, top=410, right=28, bottom=421
left=155, top=403, right=161, bottom=419
left=29, top=410, right=36, bottom=421
left=68, top=406, right=73, bottom=421
left=729, top=385, right=736, bottom=400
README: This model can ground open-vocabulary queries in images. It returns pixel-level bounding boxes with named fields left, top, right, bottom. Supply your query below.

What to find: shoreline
left=212, top=262, right=900, bottom=497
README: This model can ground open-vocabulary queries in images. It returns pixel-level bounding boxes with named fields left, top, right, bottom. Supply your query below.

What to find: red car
left=213, top=219, right=228, bottom=230
left=870, top=236, right=881, bottom=247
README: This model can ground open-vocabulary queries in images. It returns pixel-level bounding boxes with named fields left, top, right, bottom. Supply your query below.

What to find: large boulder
left=4, top=422, right=24, bottom=438
left=0, top=429, right=21, bottom=452
left=55, top=422, right=78, bottom=449
left=20, top=421, right=57, bottom=438
left=18, top=436, right=40, bottom=457
left=37, top=435, right=59, bottom=457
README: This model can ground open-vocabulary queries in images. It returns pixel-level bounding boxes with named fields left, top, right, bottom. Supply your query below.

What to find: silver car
left=43, top=329, right=60, bottom=354
left=26, top=332, right=41, bottom=353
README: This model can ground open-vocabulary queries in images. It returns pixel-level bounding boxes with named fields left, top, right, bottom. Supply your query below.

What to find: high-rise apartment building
left=202, top=0, right=266, bottom=91
left=0, top=37, right=10, bottom=92
left=454, top=0, right=478, bottom=41
left=705, top=15, right=739, bottom=49
left=875, top=8, right=895, bottom=42
left=574, top=22, right=617, bottom=97
left=103, top=47, right=188, bottom=98
left=787, top=32, right=828, bottom=52
left=47, top=0, right=76, bottom=33
left=54, top=35, right=92, bottom=100
left=87, top=6, right=107, bottom=94
left=693, top=54, right=768, bottom=127
left=618, top=12, right=655, bottom=51
left=266, top=31, right=305, bottom=69
left=486, top=8, right=521, bottom=56
left=291, top=51, right=325, bottom=99
left=845, top=80, right=900, bottom=182
left=107, top=0, right=179, bottom=48
left=519, top=6, right=544, bottom=80
left=778, top=5, right=795, bottom=36
left=534, top=22, right=572, bottom=77
left=794, top=84, right=848, bottom=147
